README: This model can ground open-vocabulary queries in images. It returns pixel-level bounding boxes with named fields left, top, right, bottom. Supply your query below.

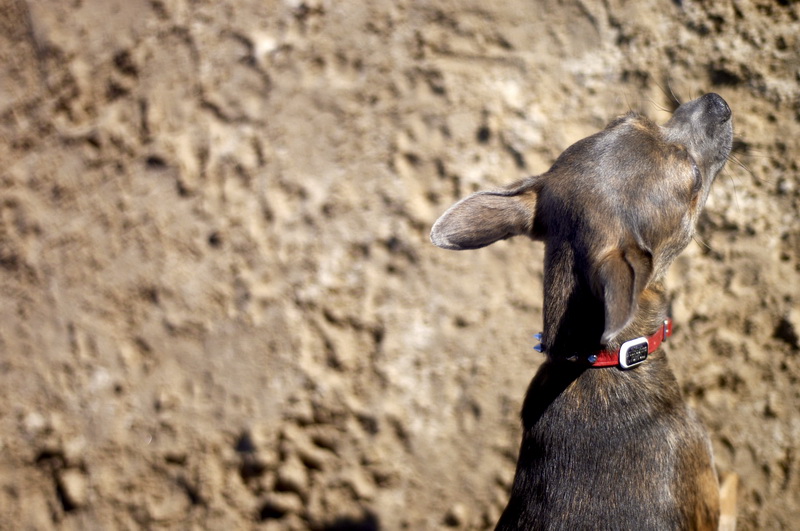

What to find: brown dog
left=432, top=94, right=733, bottom=529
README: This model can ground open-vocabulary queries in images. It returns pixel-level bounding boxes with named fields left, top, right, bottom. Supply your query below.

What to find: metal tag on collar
left=618, top=336, right=649, bottom=369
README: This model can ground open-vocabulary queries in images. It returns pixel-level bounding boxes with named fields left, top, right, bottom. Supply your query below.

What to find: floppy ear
left=595, top=246, right=653, bottom=344
left=430, top=181, right=541, bottom=250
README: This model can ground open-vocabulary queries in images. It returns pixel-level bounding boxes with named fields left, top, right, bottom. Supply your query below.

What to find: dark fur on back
left=498, top=325, right=719, bottom=529
left=496, top=283, right=719, bottom=530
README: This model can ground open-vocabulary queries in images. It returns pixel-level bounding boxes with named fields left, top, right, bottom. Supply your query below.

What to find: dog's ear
left=430, top=181, right=541, bottom=250
left=596, top=246, right=653, bottom=344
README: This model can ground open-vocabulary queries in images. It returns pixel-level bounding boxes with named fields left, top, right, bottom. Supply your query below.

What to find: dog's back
left=496, top=357, right=719, bottom=530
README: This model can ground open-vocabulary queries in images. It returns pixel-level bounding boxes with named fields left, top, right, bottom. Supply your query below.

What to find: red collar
left=535, top=319, right=673, bottom=369
left=588, top=319, right=673, bottom=368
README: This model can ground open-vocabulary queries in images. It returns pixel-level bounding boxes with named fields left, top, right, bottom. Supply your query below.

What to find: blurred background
left=1, top=0, right=798, bottom=528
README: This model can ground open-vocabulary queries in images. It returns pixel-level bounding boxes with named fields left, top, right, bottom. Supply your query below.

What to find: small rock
left=276, top=456, right=309, bottom=497
left=343, top=468, right=376, bottom=500
left=774, top=309, right=800, bottom=349
left=281, top=425, right=331, bottom=470
left=58, top=468, right=89, bottom=509
left=765, top=392, right=785, bottom=419
left=260, top=491, right=304, bottom=518
left=786, top=308, right=800, bottom=346
left=444, top=503, right=468, bottom=527
left=63, top=436, right=87, bottom=466
left=307, top=425, right=340, bottom=452
left=23, top=412, right=47, bottom=436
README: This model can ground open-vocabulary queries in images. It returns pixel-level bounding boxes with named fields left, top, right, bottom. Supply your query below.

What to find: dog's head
left=431, top=93, right=733, bottom=344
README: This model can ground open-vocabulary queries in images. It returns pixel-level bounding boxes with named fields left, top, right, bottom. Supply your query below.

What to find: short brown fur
left=431, top=94, right=734, bottom=529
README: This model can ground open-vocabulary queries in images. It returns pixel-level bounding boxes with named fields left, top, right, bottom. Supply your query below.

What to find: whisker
left=728, top=153, right=772, bottom=184
left=692, top=234, right=713, bottom=252
left=724, top=167, right=741, bottom=214
left=646, top=97, right=670, bottom=114
left=728, top=154, right=750, bottom=171
left=665, top=79, right=681, bottom=106
left=652, top=78, right=680, bottom=112
left=620, top=88, right=633, bottom=114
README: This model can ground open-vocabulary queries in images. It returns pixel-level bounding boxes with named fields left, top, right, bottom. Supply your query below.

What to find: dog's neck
left=541, top=240, right=669, bottom=362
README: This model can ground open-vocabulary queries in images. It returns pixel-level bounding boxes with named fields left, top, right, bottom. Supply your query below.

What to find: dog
left=431, top=93, right=734, bottom=529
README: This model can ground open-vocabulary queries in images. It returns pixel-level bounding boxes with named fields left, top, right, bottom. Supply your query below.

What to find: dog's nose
left=703, top=93, right=732, bottom=122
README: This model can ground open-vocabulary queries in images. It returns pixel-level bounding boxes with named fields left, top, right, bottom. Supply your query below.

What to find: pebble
left=261, top=491, right=303, bottom=517
left=785, top=308, right=800, bottom=348
left=343, top=468, right=375, bottom=500
left=58, top=468, right=89, bottom=508
left=23, top=412, right=47, bottom=435
left=276, top=456, right=309, bottom=497
left=444, top=503, right=468, bottom=527
left=281, top=424, right=331, bottom=470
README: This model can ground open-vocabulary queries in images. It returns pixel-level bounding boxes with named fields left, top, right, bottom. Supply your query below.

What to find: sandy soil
left=1, top=0, right=799, bottom=529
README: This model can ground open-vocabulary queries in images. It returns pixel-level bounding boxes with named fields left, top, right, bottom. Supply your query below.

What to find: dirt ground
left=1, top=0, right=798, bottom=529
